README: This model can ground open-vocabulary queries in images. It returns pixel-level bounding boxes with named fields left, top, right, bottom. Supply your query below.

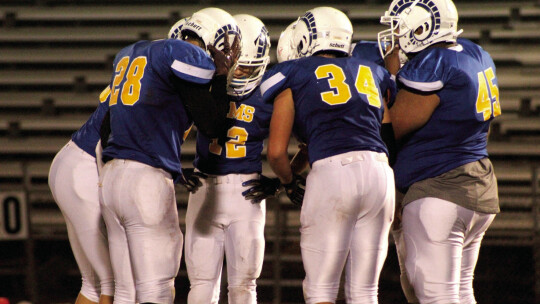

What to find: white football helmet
left=277, top=21, right=298, bottom=63
left=168, top=17, right=189, bottom=39
left=378, top=0, right=463, bottom=58
left=228, top=14, right=271, bottom=97
left=292, top=7, right=353, bottom=58
left=180, top=7, right=240, bottom=52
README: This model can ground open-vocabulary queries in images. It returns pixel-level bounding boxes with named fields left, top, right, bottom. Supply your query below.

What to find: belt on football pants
left=316, top=150, right=388, bottom=166
left=204, top=172, right=259, bottom=184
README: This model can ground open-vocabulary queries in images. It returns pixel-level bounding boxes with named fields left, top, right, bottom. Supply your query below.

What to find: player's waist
left=312, top=150, right=388, bottom=168
left=198, top=171, right=259, bottom=184
left=63, top=140, right=96, bottom=160
left=394, top=155, right=485, bottom=191
left=71, top=132, right=100, bottom=157
left=105, top=159, right=173, bottom=179
left=194, top=155, right=263, bottom=176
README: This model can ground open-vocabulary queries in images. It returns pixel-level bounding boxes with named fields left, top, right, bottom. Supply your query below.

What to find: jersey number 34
left=315, top=64, right=381, bottom=108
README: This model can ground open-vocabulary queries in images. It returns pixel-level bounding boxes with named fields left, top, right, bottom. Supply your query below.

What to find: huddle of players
left=49, top=0, right=500, bottom=303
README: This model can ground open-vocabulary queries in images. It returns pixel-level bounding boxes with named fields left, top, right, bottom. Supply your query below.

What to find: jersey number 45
left=476, top=67, right=501, bottom=121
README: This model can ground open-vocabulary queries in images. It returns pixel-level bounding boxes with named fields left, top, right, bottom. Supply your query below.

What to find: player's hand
left=241, top=175, right=281, bottom=204
left=208, top=34, right=241, bottom=76
left=384, top=45, right=401, bottom=76
left=179, top=168, right=207, bottom=193
left=283, top=174, right=306, bottom=207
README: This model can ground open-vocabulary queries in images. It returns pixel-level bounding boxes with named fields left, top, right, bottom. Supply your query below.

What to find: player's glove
left=283, top=174, right=306, bottom=207
left=241, top=175, right=281, bottom=204
left=208, top=34, right=241, bottom=76
left=179, top=168, right=207, bottom=193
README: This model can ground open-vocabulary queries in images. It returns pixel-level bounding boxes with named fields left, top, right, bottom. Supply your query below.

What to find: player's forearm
left=267, top=88, right=296, bottom=184
left=173, top=76, right=229, bottom=138
left=268, top=151, right=293, bottom=184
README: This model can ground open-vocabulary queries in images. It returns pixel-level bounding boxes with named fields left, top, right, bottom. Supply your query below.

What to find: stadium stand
left=0, top=1, right=538, bottom=303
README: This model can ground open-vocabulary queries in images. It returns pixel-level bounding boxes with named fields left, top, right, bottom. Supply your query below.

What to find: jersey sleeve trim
left=260, top=72, right=286, bottom=97
left=171, top=59, right=214, bottom=81
left=398, top=76, right=443, bottom=92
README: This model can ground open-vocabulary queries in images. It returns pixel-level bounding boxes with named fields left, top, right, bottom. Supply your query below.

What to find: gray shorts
left=402, top=158, right=500, bottom=214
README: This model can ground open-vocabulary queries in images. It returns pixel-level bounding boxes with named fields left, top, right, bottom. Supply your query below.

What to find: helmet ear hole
left=415, top=23, right=427, bottom=35
left=379, top=0, right=462, bottom=55
left=168, top=17, right=189, bottom=40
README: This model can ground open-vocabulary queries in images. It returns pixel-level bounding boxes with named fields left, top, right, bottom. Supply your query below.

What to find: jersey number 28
left=109, top=56, right=147, bottom=106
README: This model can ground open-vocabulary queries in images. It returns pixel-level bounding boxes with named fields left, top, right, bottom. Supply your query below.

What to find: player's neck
left=316, top=53, right=337, bottom=58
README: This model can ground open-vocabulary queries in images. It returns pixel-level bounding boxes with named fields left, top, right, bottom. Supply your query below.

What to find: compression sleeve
left=381, top=123, right=397, bottom=167
left=99, top=109, right=110, bottom=149
left=173, top=75, right=229, bottom=138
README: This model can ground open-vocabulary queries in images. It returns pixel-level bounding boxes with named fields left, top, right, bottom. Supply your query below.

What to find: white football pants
left=402, top=197, right=496, bottom=304
left=48, top=140, right=115, bottom=302
left=100, top=159, right=182, bottom=304
left=185, top=173, right=265, bottom=304
left=301, top=151, right=395, bottom=304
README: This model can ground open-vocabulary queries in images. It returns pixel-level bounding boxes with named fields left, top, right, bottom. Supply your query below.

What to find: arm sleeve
left=172, top=75, right=230, bottom=138
left=99, top=109, right=111, bottom=149
left=381, top=123, right=397, bottom=167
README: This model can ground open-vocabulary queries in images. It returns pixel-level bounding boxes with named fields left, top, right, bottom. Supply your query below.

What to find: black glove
left=241, top=175, right=281, bottom=204
left=179, top=168, right=207, bottom=193
left=208, top=34, right=241, bottom=76
left=283, top=174, right=306, bottom=207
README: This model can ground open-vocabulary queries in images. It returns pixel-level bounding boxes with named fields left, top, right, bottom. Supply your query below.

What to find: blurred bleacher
left=0, top=0, right=539, bottom=303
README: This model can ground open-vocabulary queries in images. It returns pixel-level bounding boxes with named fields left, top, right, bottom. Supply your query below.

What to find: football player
left=349, top=33, right=419, bottom=304
left=259, top=7, right=396, bottom=303
left=98, top=8, right=240, bottom=304
left=182, top=14, right=273, bottom=304
left=378, top=0, right=500, bottom=303
left=48, top=87, right=121, bottom=304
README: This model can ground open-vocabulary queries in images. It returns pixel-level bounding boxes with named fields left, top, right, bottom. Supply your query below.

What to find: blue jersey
left=102, top=39, right=215, bottom=180
left=71, top=86, right=111, bottom=158
left=194, top=90, right=273, bottom=175
left=394, top=38, right=500, bottom=191
left=351, top=41, right=385, bottom=67
left=260, top=55, right=395, bottom=165
left=351, top=41, right=396, bottom=107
